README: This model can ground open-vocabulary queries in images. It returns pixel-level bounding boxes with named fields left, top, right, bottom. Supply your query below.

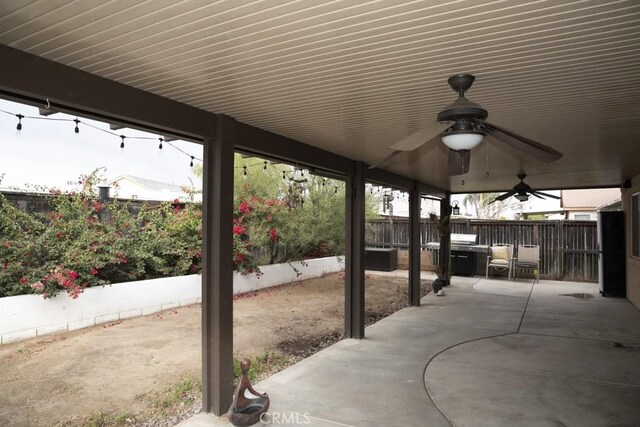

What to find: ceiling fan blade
left=531, top=190, right=561, bottom=199
left=482, top=121, right=563, bottom=162
left=489, top=190, right=517, bottom=204
left=390, top=122, right=451, bottom=151
left=369, top=123, right=450, bottom=170
left=368, top=150, right=402, bottom=170
left=448, top=149, right=470, bottom=176
left=530, top=191, right=545, bottom=200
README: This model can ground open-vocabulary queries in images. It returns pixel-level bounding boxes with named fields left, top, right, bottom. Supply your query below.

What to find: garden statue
left=228, top=358, right=270, bottom=427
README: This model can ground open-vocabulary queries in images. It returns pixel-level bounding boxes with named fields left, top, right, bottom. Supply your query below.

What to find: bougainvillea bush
left=1, top=158, right=375, bottom=299
left=0, top=168, right=207, bottom=298
left=0, top=173, right=210, bottom=299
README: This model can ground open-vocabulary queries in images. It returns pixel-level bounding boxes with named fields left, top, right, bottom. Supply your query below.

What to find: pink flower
left=4, top=241, right=11, bottom=248
left=233, top=225, right=246, bottom=235
left=90, top=267, right=98, bottom=275
left=31, top=281, right=43, bottom=290
left=238, top=202, right=251, bottom=214
left=269, top=228, right=278, bottom=242
left=20, top=277, right=28, bottom=284
left=92, top=201, right=103, bottom=212
left=173, top=205, right=181, bottom=214
left=266, top=214, right=273, bottom=222
left=68, top=271, right=79, bottom=280
left=2, top=262, right=7, bottom=270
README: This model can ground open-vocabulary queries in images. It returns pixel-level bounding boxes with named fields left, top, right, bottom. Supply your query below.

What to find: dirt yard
left=0, top=272, right=429, bottom=426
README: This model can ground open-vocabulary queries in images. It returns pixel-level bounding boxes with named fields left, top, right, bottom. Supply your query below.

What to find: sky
left=0, top=98, right=203, bottom=191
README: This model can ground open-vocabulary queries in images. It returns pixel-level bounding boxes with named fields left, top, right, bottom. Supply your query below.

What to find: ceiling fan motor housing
left=437, top=74, right=488, bottom=147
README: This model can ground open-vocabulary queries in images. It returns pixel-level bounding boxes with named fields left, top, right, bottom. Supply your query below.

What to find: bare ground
left=0, top=272, right=430, bottom=426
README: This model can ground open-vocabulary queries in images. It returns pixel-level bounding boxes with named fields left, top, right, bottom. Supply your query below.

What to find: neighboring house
left=522, top=188, right=621, bottom=220
left=560, top=188, right=621, bottom=220
left=107, top=175, right=201, bottom=202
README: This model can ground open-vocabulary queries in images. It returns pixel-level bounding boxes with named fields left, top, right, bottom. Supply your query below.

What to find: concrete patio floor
left=181, top=273, right=640, bottom=426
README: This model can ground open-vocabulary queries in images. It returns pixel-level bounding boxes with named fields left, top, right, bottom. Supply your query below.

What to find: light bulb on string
left=322, top=178, right=326, bottom=187
left=263, top=161, right=267, bottom=171
left=190, top=156, right=194, bottom=168
left=335, top=186, right=338, bottom=194
left=16, top=114, right=24, bottom=131
left=73, top=118, right=80, bottom=134
left=158, top=137, right=164, bottom=150
left=119, top=135, right=125, bottom=153
left=282, top=170, right=286, bottom=181
left=243, top=165, right=247, bottom=178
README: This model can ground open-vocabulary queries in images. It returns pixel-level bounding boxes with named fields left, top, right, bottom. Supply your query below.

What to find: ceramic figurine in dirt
left=228, top=358, right=270, bottom=427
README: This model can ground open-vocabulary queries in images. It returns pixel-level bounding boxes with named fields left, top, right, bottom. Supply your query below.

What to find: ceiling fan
left=489, top=170, right=560, bottom=204
left=370, top=74, right=563, bottom=175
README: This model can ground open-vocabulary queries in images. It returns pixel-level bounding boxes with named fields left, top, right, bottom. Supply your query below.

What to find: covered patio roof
left=1, top=0, right=639, bottom=193
left=1, top=1, right=639, bottom=421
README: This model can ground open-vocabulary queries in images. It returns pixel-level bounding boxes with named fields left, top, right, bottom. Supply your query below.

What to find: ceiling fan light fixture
left=515, top=193, right=529, bottom=202
left=441, top=131, right=484, bottom=151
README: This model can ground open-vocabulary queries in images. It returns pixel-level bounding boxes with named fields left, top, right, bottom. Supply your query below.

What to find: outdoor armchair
left=486, top=244, right=514, bottom=280
left=514, top=245, right=540, bottom=283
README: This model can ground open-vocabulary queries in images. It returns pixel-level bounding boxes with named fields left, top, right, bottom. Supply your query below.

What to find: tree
left=462, top=193, right=520, bottom=219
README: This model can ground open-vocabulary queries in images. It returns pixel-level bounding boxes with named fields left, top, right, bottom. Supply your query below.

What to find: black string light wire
left=0, top=107, right=202, bottom=167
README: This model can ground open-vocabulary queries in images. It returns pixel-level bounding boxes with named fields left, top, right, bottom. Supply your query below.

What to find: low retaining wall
left=0, top=256, right=343, bottom=345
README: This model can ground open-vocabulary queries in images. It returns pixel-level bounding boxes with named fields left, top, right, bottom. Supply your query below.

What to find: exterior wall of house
left=623, top=174, right=640, bottom=309
left=567, top=211, right=596, bottom=220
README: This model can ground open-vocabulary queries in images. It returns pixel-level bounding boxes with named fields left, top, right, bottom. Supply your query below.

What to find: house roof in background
left=561, top=188, right=621, bottom=210
left=108, top=175, right=187, bottom=193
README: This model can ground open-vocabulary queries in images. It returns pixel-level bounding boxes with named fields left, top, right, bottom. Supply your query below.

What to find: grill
left=426, top=234, right=489, bottom=276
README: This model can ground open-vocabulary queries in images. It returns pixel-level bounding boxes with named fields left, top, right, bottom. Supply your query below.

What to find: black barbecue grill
left=426, top=234, right=489, bottom=276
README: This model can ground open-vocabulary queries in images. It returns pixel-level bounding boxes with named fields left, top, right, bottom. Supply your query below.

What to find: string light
left=190, top=156, right=194, bottom=167
left=263, top=161, right=267, bottom=171
left=335, top=186, right=338, bottom=194
left=282, top=170, right=286, bottom=180
left=1, top=107, right=202, bottom=169
left=243, top=165, right=248, bottom=177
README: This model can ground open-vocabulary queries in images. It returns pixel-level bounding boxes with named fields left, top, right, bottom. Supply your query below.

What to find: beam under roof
left=0, top=44, right=215, bottom=141
left=0, top=43, right=446, bottom=198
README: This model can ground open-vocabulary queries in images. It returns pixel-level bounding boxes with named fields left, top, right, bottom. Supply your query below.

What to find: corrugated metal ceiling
left=1, top=0, right=639, bottom=192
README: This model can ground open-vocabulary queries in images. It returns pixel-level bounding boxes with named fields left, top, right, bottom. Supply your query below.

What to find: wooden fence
left=365, top=219, right=599, bottom=282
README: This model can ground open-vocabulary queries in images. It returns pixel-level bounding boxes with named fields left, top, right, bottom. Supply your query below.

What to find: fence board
left=365, top=219, right=598, bottom=282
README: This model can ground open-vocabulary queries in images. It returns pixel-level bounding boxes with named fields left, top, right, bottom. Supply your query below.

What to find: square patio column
left=409, top=181, right=421, bottom=306
left=439, top=192, right=452, bottom=286
left=345, top=162, right=366, bottom=339
left=201, top=115, right=235, bottom=415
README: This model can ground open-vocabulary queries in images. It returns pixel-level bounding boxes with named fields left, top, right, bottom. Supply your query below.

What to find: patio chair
left=486, top=244, right=514, bottom=280
left=513, top=245, right=540, bottom=283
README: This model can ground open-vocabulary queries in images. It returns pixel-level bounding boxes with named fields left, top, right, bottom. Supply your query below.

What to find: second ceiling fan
left=489, top=170, right=560, bottom=204
left=371, top=74, right=563, bottom=175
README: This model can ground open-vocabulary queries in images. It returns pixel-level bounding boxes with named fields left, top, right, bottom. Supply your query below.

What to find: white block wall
left=0, top=256, right=343, bottom=345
